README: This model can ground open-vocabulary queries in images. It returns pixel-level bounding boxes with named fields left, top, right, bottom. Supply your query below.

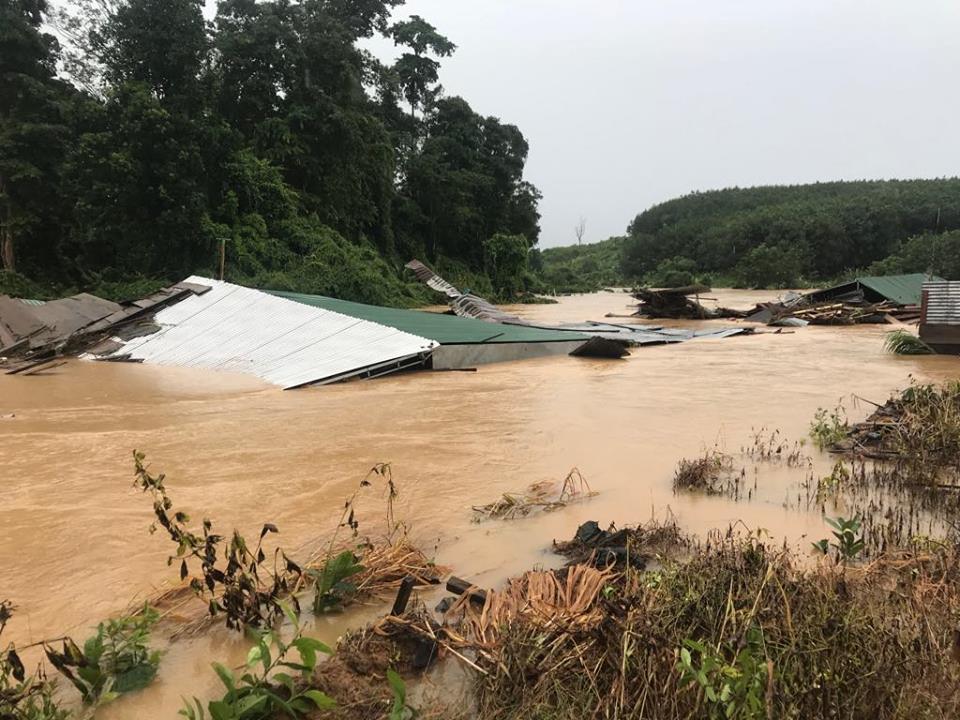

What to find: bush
left=483, top=233, right=530, bottom=300
left=244, top=220, right=431, bottom=307
left=645, top=256, right=698, bottom=288
left=733, top=243, right=809, bottom=289
left=44, top=606, right=161, bottom=705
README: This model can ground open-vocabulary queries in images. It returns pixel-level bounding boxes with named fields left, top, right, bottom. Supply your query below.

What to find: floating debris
left=830, top=381, right=960, bottom=481
left=471, top=469, right=596, bottom=521
left=631, top=285, right=745, bottom=320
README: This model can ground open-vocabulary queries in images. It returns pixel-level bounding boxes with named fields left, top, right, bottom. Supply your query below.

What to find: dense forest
left=621, top=179, right=960, bottom=289
left=540, top=180, right=960, bottom=293
left=0, top=0, right=542, bottom=305
left=535, top=238, right=625, bottom=294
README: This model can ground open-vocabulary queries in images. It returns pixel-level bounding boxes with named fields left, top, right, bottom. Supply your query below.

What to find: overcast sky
left=358, top=0, right=960, bottom=247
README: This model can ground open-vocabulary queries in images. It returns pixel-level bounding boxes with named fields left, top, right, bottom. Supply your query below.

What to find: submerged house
left=920, top=280, right=960, bottom=354
left=99, top=277, right=439, bottom=388
left=3, top=275, right=754, bottom=388
left=803, top=273, right=941, bottom=307
left=269, top=291, right=595, bottom=369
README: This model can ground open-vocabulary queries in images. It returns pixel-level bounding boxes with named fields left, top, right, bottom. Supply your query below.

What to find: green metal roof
left=268, top=290, right=589, bottom=345
left=858, top=273, right=943, bottom=306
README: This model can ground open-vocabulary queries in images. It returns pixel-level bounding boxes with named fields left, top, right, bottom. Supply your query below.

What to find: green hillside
left=621, top=179, right=960, bottom=288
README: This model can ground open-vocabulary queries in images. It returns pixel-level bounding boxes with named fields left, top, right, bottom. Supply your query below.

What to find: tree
left=0, top=0, right=544, bottom=305
left=401, top=96, right=539, bottom=266
left=483, top=232, right=528, bottom=298
left=647, top=256, right=697, bottom=288
left=389, top=15, right=455, bottom=116
left=0, top=0, right=71, bottom=273
left=64, top=83, right=213, bottom=277
left=574, top=216, right=586, bottom=246
left=99, top=0, right=207, bottom=108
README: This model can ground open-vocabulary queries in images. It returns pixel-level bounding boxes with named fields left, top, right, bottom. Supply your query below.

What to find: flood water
left=1, top=289, right=957, bottom=717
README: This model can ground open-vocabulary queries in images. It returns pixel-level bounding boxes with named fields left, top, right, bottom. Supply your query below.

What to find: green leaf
left=273, top=672, right=295, bottom=692
left=245, top=645, right=262, bottom=668
left=234, top=694, right=269, bottom=716
left=292, top=636, right=332, bottom=672
left=303, top=690, right=337, bottom=710
left=295, top=636, right=333, bottom=655
left=113, top=663, right=158, bottom=693
left=280, top=602, right=299, bottom=628
left=208, top=700, right=234, bottom=720
left=212, top=662, right=236, bottom=692
left=387, top=668, right=406, bottom=703
left=98, top=690, right=121, bottom=705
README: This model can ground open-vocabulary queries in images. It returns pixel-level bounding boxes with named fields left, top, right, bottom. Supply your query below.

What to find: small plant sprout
left=812, top=515, right=865, bottom=561
left=179, top=603, right=335, bottom=720
left=677, top=626, right=769, bottom=719
left=44, top=605, right=162, bottom=705
left=387, top=669, right=413, bottom=720
left=809, top=404, right=849, bottom=450
left=884, top=330, right=933, bottom=355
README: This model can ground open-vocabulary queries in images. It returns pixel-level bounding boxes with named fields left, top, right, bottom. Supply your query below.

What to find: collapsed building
left=744, top=273, right=940, bottom=326
left=2, top=265, right=758, bottom=389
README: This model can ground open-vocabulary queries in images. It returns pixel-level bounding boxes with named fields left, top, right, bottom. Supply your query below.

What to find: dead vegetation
left=472, top=469, right=596, bottom=521
left=743, top=427, right=811, bottom=468
left=673, top=450, right=747, bottom=498
left=306, top=607, right=452, bottom=720
left=553, top=519, right=690, bottom=569
left=136, top=457, right=445, bottom=640
left=450, top=522, right=960, bottom=720
left=831, top=381, right=960, bottom=483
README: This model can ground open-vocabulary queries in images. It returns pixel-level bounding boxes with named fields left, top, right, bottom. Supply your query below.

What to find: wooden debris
left=632, top=285, right=745, bottom=320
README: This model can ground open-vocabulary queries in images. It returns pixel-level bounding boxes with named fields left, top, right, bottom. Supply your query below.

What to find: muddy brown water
left=1, top=289, right=957, bottom=717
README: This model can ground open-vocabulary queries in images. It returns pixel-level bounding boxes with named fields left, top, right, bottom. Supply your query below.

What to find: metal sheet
left=518, top=321, right=753, bottom=346
left=269, top=291, right=590, bottom=344
left=923, top=281, right=960, bottom=325
left=807, top=274, right=943, bottom=307
left=107, top=277, right=438, bottom=389
left=405, top=259, right=524, bottom=323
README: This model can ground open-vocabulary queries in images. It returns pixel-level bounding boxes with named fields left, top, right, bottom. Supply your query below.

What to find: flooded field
left=1, top=289, right=958, bottom=718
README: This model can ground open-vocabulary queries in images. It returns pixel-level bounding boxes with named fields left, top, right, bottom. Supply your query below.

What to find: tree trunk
left=0, top=203, right=13, bottom=272
left=0, top=176, right=12, bottom=272
left=0, top=225, right=13, bottom=272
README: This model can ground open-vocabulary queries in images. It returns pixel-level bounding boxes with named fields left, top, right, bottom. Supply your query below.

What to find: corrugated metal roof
left=858, top=274, right=941, bottom=306
left=805, top=273, right=943, bottom=306
left=268, top=290, right=590, bottom=344
left=107, top=277, right=438, bottom=389
left=924, top=281, right=960, bottom=325
left=404, top=259, right=526, bottom=323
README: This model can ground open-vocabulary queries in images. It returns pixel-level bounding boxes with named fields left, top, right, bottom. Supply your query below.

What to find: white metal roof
left=108, top=277, right=437, bottom=388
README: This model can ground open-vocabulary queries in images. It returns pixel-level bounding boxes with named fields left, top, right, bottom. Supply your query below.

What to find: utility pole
left=218, top=238, right=227, bottom=281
